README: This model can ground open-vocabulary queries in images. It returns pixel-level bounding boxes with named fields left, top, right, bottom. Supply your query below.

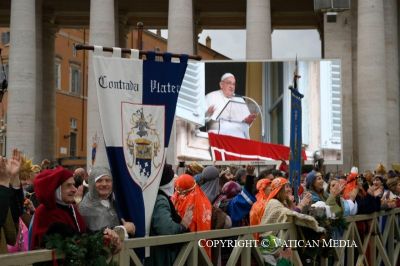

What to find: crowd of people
left=0, top=150, right=399, bottom=265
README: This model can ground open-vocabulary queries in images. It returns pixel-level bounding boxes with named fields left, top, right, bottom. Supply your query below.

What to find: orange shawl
left=172, top=174, right=212, bottom=257
left=250, top=179, right=271, bottom=240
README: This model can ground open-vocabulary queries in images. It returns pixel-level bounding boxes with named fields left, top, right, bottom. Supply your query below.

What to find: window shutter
left=176, top=62, right=205, bottom=126
left=320, top=60, right=341, bottom=149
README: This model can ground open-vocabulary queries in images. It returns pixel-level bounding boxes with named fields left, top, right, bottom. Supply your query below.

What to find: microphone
left=234, top=95, right=265, bottom=139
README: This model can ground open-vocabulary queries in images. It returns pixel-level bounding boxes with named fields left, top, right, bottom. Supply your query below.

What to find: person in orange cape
left=172, top=174, right=212, bottom=257
left=343, top=168, right=358, bottom=200
left=249, top=178, right=271, bottom=240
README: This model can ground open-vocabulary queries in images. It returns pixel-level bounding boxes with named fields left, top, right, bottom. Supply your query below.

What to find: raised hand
left=181, top=205, right=194, bottom=229
left=206, top=105, right=215, bottom=117
left=374, top=187, right=383, bottom=197
left=349, top=188, right=359, bottom=201
left=7, top=149, right=22, bottom=177
left=7, top=149, right=22, bottom=187
left=299, top=192, right=312, bottom=207
left=243, top=113, right=257, bottom=125
left=246, top=165, right=255, bottom=176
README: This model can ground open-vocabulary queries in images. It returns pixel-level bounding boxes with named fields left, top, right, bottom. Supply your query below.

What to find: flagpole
left=289, top=57, right=304, bottom=204
left=75, top=44, right=202, bottom=61
left=137, top=22, right=144, bottom=50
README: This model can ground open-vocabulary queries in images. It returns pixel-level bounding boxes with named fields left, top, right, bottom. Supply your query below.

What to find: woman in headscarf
left=172, top=174, right=212, bottom=257
left=199, top=166, right=221, bottom=203
left=79, top=167, right=135, bottom=238
left=261, top=177, right=324, bottom=233
left=260, top=177, right=324, bottom=266
left=147, top=164, right=192, bottom=266
left=172, top=174, right=212, bottom=232
left=213, top=180, right=242, bottom=211
left=382, top=177, right=400, bottom=207
left=249, top=178, right=271, bottom=240
left=306, top=170, right=329, bottom=203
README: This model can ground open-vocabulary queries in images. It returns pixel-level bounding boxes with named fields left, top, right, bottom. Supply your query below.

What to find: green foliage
left=44, top=232, right=117, bottom=266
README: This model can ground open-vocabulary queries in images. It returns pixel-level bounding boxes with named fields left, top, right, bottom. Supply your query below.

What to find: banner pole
left=137, top=22, right=143, bottom=50
left=289, top=58, right=304, bottom=204
left=75, top=44, right=202, bottom=61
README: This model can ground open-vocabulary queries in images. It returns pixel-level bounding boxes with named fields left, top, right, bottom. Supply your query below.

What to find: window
left=70, top=118, right=77, bottom=129
left=69, top=132, right=77, bottom=157
left=72, top=44, right=77, bottom=57
left=55, top=62, right=61, bottom=90
left=70, top=64, right=81, bottom=94
left=320, top=60, right=342, bottom=149
left=1, top=32, right=10, bottom=45
left=264, top=62, right=286, bottom=144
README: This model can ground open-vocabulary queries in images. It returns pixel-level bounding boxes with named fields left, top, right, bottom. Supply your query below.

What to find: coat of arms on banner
left=122, top=103, right=165, bottom=190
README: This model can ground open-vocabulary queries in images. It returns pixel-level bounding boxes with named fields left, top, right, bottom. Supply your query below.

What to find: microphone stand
left=240, top=95, right=265, bottom=139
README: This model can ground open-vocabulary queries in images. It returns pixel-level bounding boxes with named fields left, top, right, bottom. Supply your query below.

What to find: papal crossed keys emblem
left=124, top=105, right=164, bottom=188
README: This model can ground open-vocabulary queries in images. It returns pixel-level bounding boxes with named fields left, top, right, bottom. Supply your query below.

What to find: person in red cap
left=31, top=167, right=121, bottom=252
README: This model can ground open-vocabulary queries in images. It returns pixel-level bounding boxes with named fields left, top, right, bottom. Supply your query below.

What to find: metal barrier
left=323, top=208, right=400, bottom=266
left=0, top=208, right=398, bottom=266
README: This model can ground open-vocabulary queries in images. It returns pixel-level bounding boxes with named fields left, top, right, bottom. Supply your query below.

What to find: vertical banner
left=289, top=87, right=304, bottom=203
left=92, top=48, right=188, bottom=247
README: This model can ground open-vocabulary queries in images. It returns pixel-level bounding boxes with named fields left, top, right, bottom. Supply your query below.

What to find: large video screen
left=175, top=60, right=342, bottom=164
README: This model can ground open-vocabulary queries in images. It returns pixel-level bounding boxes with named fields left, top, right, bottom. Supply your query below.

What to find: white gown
left=205, top=90, right=250, bottom=139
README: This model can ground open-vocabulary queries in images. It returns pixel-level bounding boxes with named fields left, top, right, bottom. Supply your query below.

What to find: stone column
left=384, top=0, right=399, bottom=167
left=167, top=0, right=194, bottom=54
left=118, top=15, right=129, bottom=48
left=114, top=1, right=128, bottom=48
left=351, top=0, right=359, bottom=168
left=323, top=12, right=353, bottom=171
left=35, top=0, right=43, bottom=162
left=7, top=0, right=37, bottom=159
left=246, top=0, right=272, bottom=59
left=41, top=20, right=57, bottom=161
left=357, top=0, right=387, bottom=171
left=168, top=0, right=194, bottom=165
left=87, top=0, right=115, bottom=168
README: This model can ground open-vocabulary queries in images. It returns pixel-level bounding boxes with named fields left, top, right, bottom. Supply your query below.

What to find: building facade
left=0, top=26, right=226, bottom=167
